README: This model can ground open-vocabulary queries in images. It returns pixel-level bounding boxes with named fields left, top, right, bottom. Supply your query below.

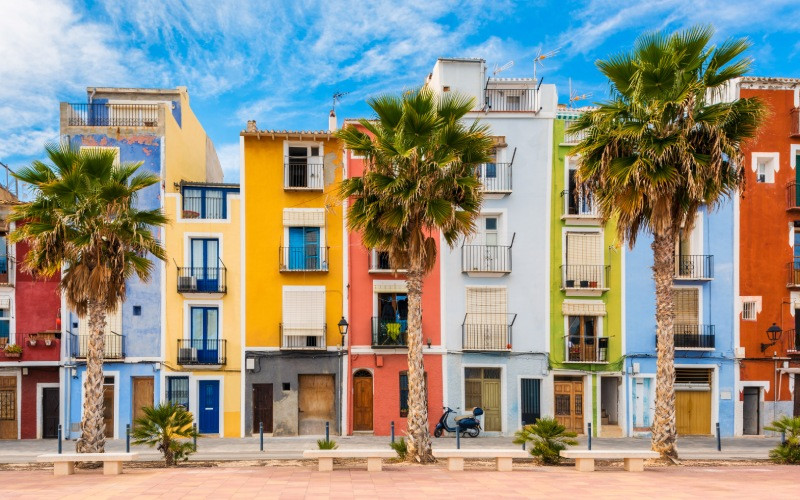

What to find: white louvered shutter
left=466, top=287, right=507, bottom=325
left=673, top=288, right=699, bottom=324
left=282, top=287, right=325, bottom=336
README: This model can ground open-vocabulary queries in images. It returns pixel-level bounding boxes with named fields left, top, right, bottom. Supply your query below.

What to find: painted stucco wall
left=20, top=368, right=59, bottom=439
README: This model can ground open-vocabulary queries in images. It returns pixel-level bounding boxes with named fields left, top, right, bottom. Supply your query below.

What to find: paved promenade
left=0, top=435, right=780, bottom=463
left=1, top=464, right=797, bottom=499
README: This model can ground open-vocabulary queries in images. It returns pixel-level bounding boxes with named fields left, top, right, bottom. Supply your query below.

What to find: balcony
left=284, top=158, right=324, bottom=190
left=484, top=88, right=537, bottom=112
left=787, top=183, right=800, bottom=212
left=566, top=336, right=609, bottom=362
left=562, top=119, right=588, bottom=144
left=63, top=103, right=160, bottom=127
left=561, top=189, right=600, bottom=224
left=280, top=323, right=326, bottom=350
left=477, top=163, right=512, bottom=195
left=461, top=238, right=514, bottom=276
left=182, top=194, right=224, bottom=220
left=69, top=332, right=125, bottom=359
left=674, top=255, right=714, bottom=280
left=279, top=246, right=329, bottom=272
left=0, top=255, right=13, bottom=286
left=656, top=324, right=715, bottom=349
left=560, top=265, right=610, bottom=296
left=791, top=108, right=800, bottom=138
left=369, top=250, right=405, bottom=273
left=462, top=313, right=516, bottom=351
left=787, top=260, right=800, bottom=288
left=177, top=266, right=227, bottom=294
left=786, top=329, right=800, bottom=355
left=177, top=339, right=226, bottom=366
left=372, top=317, right=407, bottom=348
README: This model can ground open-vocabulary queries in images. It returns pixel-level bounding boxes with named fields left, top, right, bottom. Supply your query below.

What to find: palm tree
left=338, top=88, right=494, bottom=462
left=569, top=26, right=765, bottom=459
left=131, top=402, right=198, bottom=466
left=9, top=143, right=167, bottom=453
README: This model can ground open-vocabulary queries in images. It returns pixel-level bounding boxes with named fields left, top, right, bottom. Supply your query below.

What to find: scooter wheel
left=434, top=428, right=443, bottom=438
left=466, top=427, right=480, bottom=438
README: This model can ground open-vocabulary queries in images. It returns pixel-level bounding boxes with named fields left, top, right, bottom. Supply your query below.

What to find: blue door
left=191, top=238, right=219, bottom=292
left=191, top=307, right=219, bottom=364
left=288, top=227, right=320, bottom=270
left=198, top=380, right=219, bottom=434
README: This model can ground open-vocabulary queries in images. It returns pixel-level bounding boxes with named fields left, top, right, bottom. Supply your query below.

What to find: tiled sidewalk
left=1, top=464, right=797, bottom=499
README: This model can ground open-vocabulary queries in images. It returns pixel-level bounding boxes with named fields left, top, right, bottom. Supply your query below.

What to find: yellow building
left=163, top=181, right=242, bottom=437
left=241, top=121, right=346, bottom=436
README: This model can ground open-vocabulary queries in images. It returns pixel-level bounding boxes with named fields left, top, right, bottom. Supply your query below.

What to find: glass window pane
left=205, top=190, right=224, bottom=219
left=191, top=308, right=204, bottom=343
left=485, top=218, right=498, bottom=231
left=206, top=309, right=219, bottom=340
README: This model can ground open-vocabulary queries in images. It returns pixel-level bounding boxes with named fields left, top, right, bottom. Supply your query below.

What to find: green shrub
left=130, top=402, right=198, bottom=466
left=390, top=437, right=407, bottom=459
left=3, top=344, right=22, bottom=354
left=513, top=417, right=578, bottom=465
left=765, top=416, right=800, bottom=464
left=317, top=439, right=338, bottom=450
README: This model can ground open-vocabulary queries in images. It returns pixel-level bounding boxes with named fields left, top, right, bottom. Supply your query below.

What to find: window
left=399, top=371, right=427, bottom=417
left=0, top=387, right=15, bottom=420
left=564, top=232, right=604, bottom=288
left=673, top=288, right=700, bottom=333
left=0, top=234, right=8, bottom=277
left=282, top=287, right=325, bottom=348
left=751, top=153, right=778, bottom=184
left=566, top=159, right=595, bottom=216
left=190, top=307, right=219, bottom=363
left=190, top=238, right=220, bottom=291
left=482, top=217, right=499, bottom=246
left=132, top=306, right=142, bottom=316
left=0, top=305, right=9, bottom=347
left=756, top=162, right=767, bottom=183
left=506, top=95, right=521, bottom=111
left=464, top=287, right=509, bottom=350
left=567, top=316, right=606, bottom=362
left=742, top=301, right=757, bottom=321
left=285, top=145, right=323, bottom=189
left=78, top=307, right=122, bottom=357
left=377, top=293, right=408, bottom=343
left=182, top=188, right=227, bottom=219
left=166, top=377, right=189, bottom=409
left=288, top=227, right=321, bottom=270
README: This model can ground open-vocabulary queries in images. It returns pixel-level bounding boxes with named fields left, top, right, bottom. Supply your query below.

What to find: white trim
left=182, top=232, right=225, bottom=265
left=239, top=134, right=246, bottom=437
left=183, top=299, right=224, bottom=342
left=750, top=152, right=779, bottom=183
left=791, top=145, right=800, bottom=170
left=675, top=363, right=719, bottom=434
left=515, top=374, right=544, bottom=429
left=733, top=191, right=741, bottom=433
left=341, top=147, right=349, bottom=436
left=460, top=363, right=506, bottom=434
left=193, top=375, right=225, bottom=437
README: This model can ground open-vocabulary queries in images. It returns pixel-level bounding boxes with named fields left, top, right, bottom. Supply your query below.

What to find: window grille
left=167, top=377, right=189, bottom=409
left=0, top=390, right=14, bottom=420
left=742, top=301, right=757, bottom=321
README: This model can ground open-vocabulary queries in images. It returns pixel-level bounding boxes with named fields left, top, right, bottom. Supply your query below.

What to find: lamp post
left=337, top=316, right=348, bottom=437
left=761, top=323, right=782, bottom=353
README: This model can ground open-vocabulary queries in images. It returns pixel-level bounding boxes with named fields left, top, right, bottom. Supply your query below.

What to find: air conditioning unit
left=178, top=276, right=197, bottom=291
left=734, top=346, right=745, bottom=359
left=179, top=347, right=198, bottom=363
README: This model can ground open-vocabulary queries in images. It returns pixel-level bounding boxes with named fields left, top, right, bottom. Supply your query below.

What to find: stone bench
left=559, top=450, right=659, bottom=472
left=302, top=449, right=397, bottom=472
left=433, top=449, right=530, bottom=471
left=37, top=452, right=139, bottom=476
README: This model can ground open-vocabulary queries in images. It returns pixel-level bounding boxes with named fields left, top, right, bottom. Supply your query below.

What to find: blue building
left=59, top=87, right=222, bottom=439
left=625, top=202, right=737, bottom=437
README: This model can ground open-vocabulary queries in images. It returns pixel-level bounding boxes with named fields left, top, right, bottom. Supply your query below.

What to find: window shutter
left=79, top=307, right=122, bottom=336
left=373, top=282, right=408, bottom=293
left=673, top=288, right=699, bottom=324
left=282, top=287, right=325, bottom=335
left=562, top=301, right=606, bottom=316
left=566, top=232, right=602, bottom=265
left=465, top=287, right=507, bottom=324
left=283, top=208, right=325, bottom=227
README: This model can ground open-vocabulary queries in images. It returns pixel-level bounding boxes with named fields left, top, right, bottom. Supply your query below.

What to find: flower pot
left=28, top=339, right=36, bottom=346
left=580, top=280, right=589, bottom=288
left=44, top=339, right=52, bottom=346
left=565, top=279, right=575, bottom=288
left=4, top=352, right=20, bottom=358
left=589, top=281, right=598, bottom=288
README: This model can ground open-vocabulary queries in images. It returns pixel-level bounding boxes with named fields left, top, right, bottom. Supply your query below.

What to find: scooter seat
left=454, top=414, right=473, bottom=422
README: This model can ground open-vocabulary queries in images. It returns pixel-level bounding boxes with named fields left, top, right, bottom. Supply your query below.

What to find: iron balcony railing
left=560, top=265, right=610, bottom=290
left=69, top=331, right=125, bottom=359
left=65, top=103, right=160, bottom=127
left=177, top=266, right=227, bottom=293
left=787, top=183, right=800, bottom=211
left=182, top=195, right=225, bottom=219
left=461, top=234, right=514, bottom=274
left=674, top=255, right=714, bottom=280
left=372, top=317, right=408, bottom=347
left=485, top=88, right=537, bottom=112
left=280, top=323, right=326, bottom=350
left=561, top=189, right=598, bottom=217
left=462, top=313, right=517, bottom=351
left=369, top=250, right=404, bottom=272
left=787, top=260, right=800, bottom=287
left=562, top=119, right=588, bottom=144
left=279, top=246, right=329, bottom=272
left=785, top=329, right=800, bottom=354
left=177, top=339, right=226, bottom=365
left=655, top=324, right=716, bottom=349
left=477, top=163, right=512, bottom=193
left=566, top=336, right=609, bottom=362
left=0, top=255, right=14, bottom=285
left=284, top=157, right=324, bottom=190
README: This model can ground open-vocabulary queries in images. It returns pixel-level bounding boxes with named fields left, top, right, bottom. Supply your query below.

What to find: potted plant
left=3, top=344, right=22, bottom=358
left=579, top=280, right=589, bottom=288
left=589, top=280, right=598, bottom=288
left=565, top=279, right=575, bottom=288
left=41, top=332, right=55, bottom=346
left=28, top=333, right=38, bottom=346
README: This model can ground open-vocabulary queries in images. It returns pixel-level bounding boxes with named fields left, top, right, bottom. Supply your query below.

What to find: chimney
left=328, top=109, right=337, bottom=132
left=246, top=120, right=257, bottom=133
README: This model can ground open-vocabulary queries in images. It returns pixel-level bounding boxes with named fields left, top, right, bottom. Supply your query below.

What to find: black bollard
left=57, top=425, right=62, bottom=454
left=781, top=430, right=786, bottom=445
left=126, top=424, right=131, bottom=452
left=716, top=422, right=721, bottom=451
left=521, top=421, right=526, bottom=451
left=260, top=422, right=264, bottom=451
left=193, top=423, right=198, bottom=451
left=325, top=421, right=330, bottom=442
left=391, top=421, right=395, bottom=444
left=456, top=426, right=461, bottom=449
left=588, top=422, right=592, bottom=450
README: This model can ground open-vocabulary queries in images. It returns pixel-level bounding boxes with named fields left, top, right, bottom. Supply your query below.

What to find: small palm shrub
left=513, top=417, right=578, bottom=465
left=317, top=439, right=338, bottom=450
left=130, top=402, right=198, bottom=466
left=765, top=416, right=800, bottom=464
left=390, top=437, right=407, bottom=459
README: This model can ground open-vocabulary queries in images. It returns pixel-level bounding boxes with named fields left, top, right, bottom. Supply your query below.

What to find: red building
left=0, top=181, right=62, bottom=440
left=737, top=77, right=800, bottom=435
left=344, top=120, right=443, bottom=436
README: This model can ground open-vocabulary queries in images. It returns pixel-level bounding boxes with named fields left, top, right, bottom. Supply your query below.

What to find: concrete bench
left=559, top=450, right=659, bottom=472
left=433, top=449, right=530, bottom=471
left=37, top=452, right=139, bottom=476
left=302, top=449, right=397, bottom=472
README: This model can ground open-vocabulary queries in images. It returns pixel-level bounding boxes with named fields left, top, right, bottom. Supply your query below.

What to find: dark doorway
left=520, top=378, right=541, bottom=426
left=743, top=387, right=760, bottom=435
left=252, top=384, right=273, bottom=434
left=42, top=387, right=59, bottom=439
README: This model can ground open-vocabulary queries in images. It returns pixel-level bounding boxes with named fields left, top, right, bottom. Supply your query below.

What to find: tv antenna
left=332, top=91, right=349, bottom=112
left=533, top=47, right=559, bottom=81
left=568, top=78, right=592, bottom=107
left=493, top=60, right=514, bottom=77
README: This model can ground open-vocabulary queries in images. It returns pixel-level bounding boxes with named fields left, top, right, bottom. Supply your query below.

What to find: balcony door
left=377, top=293, right=408, bottom=345
left=478, top=216, right=502, bottom=272
left=191, top=307, right=219, bottom=364
left=0, top=234, right=7, bottom=281
left=288, top=227, right=321, bottom=270
left=287, top=145, right=321, bottom=188
left=191, top=238, right=219, bottom=292
left=567, top=316, right=597, bottom=362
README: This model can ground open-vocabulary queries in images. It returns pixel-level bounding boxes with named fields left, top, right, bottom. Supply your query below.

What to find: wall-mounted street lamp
left=761, top=323, right=782, bottom=352
left=337, top=317, right=349, bottom=347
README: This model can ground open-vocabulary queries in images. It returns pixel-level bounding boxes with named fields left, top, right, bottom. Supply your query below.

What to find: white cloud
left=214, top=142, right=241, bottom=184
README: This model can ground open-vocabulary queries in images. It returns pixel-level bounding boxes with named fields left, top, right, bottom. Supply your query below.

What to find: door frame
left=553, top=375, right=586, bottom=434
left=675, top=364, right=718, bottom=435
left=80, top=370, right=118, bottom=440
left=739, top=381, right=768, bottom=436
left=131, top=376, right=155, bottom=427
left=194, top=375, right=224, bottom=436
left=252, top=383, right=274, bottom=434
left=516, top=375, right=543, bottom=428
left=352, top=369, right=374, bottom=432
left=597, top=374, right=624, bottom=436
left=461, top=363, right=506, bottom=434
left=0, top=370, right=21, bottom=440
left=36, top=382, right=60, bottom=439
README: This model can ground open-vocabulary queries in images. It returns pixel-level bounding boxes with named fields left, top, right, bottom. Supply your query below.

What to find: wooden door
left=464, top=368, right=502, bottom=432
left=676, top=390, right=711, bottom=435
left=0, top=376, right=17, bottom=439
left=298, top=374, right=335, bottom=435
left=102, top=381, right=115, bottom=439
left=42, top=388, right=59, bottom=439
left=482, top=379, right=501, bottom=431
left=352, top=371, right=373, bottom=431
left=554, top=378, right=584, bottom=434
left=252, top=384, right=273, bottom=433
left=132, top=377, right=154, bottom=427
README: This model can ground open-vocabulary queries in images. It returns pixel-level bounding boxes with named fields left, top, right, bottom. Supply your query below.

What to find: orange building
left=344, top=120, right=443, bottom=436
left=737, top=77, right=800, bottom=435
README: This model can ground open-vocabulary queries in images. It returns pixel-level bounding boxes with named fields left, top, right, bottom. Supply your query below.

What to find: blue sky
left=2, top=0, right=800, bottom=184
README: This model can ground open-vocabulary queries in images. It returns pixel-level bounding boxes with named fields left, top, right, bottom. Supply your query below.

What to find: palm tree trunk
left=76, top=300, right=107, bottom=454
left=404, top=266, right=434, bottom=462
left=651, top=231, right=678, bottom=459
